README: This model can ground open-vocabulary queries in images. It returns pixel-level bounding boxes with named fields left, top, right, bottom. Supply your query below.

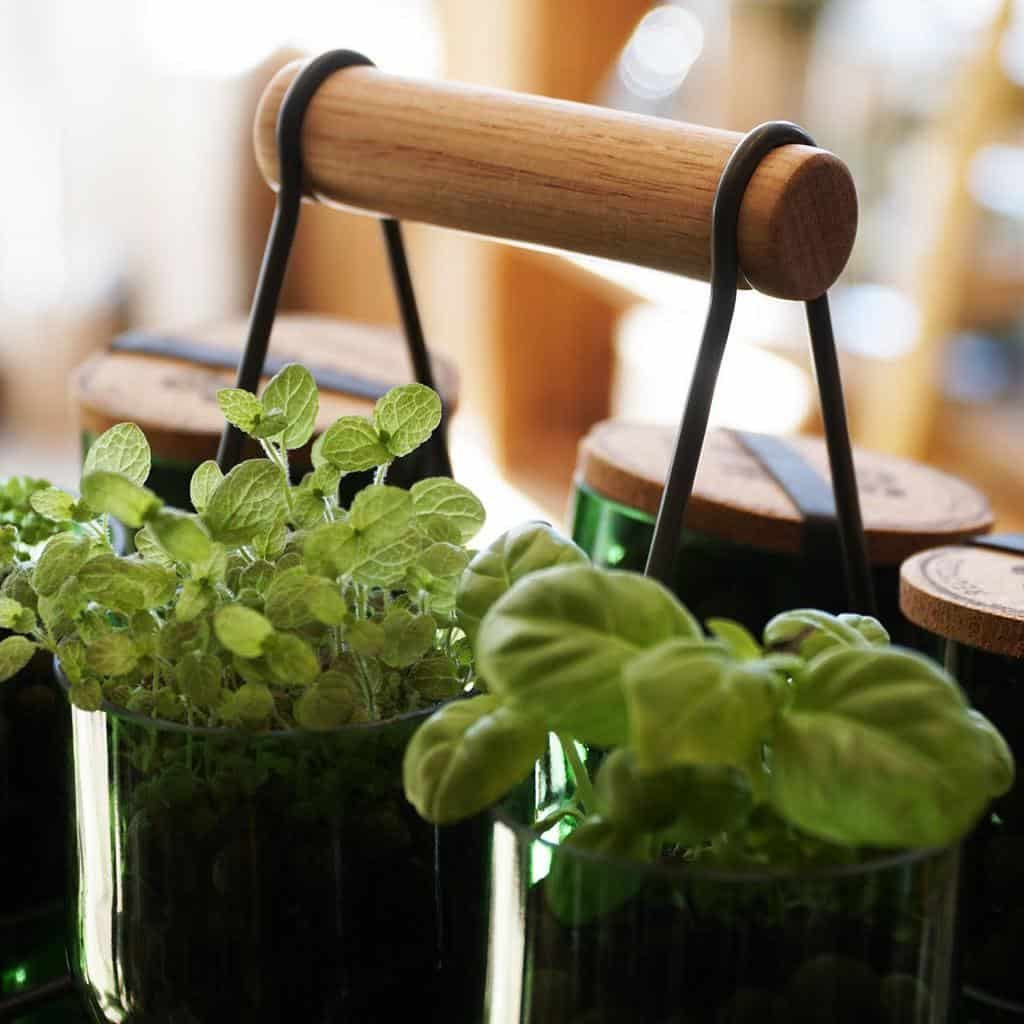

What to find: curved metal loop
left=644, top=121, right=876, bottom=615
left=217, top=49, right=453, bottom=478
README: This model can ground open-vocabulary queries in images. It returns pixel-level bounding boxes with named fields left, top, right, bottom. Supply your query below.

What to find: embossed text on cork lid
left=576, top=421, right=993, bottom=564
left=900, top=545, right=1024, bottom=658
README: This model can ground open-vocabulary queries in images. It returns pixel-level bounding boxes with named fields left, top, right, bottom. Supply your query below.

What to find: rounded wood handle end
left=255, top=61, right=856, bottom=300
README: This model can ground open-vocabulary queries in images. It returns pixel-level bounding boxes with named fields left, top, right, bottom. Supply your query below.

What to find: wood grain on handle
left=254, top=62, right=857, bottom=301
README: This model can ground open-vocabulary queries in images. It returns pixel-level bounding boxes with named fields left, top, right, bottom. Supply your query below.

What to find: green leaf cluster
left=404, top=567, right=1016, bottom=900
left=2, top=365, right=575, bottom=738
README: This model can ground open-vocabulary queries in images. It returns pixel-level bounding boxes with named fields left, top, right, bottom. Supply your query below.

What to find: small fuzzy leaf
left=189, top=460, right=223, bottom=514
left=0, top=635, right=37, bottom=682
left=216, top=389, right=263, bottom=434
left=175, top=579, right=214, bottom=623
left=176, top=652, right=223, bottom=709
left=81, top=471, right=162, bottom=528
left=202, top=461, right=288, bottom=545
left=78, top=555, right=176, bottom=613
left=263, top=632, right=320, bottom=685
left=407, top=652, right=462, bottom=702
left=85, top=633, right=139, bottom=676
left=320, top=416, right=391, bottom=471
left=213, top=605, right=274, bottom=659
left=33, top=534, right=94, bottom=596
left=264, top=566, right=316, bottom=629
left=83, top=423, right=151, bottom=487
left=260, top=363, right=318, bottom=449
left=0, top=597, right=35, bottom=633
left=347, top=620, right=385, bottom=657
left=249, top=411, right=289, bottom=439
left=70, top=679, right=103, bottom=711
left=374, top=384, right=442, bottom=458
left=134, top=525, right=175, bottom=568
left=410, top=478, right=485, bottom=543
left=224, top=682, right=274, bottom=724
left=381, top=607, right=436, bottom=668
left=348, top=485, right=413, bottom=543
left=149, top=509, right=212, bottom=565
left=305, top=578, right=348, bottom=626
left=30, top=487, right=77, bottom=522
left=295, top=684, right=358, bottom=730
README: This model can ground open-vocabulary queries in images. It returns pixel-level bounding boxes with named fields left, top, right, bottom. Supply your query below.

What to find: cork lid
left=576, top=421, right=993, bottom=565
left=900, top=543, right=1024, bottom=658
left=72, top=314, right=459, bottom=465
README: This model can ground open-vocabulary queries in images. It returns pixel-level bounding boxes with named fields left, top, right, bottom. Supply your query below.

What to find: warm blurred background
left=2, top=0, right=1023, bottom=533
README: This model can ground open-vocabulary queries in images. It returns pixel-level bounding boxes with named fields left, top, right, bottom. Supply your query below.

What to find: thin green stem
left=557, top=733, right=596, bottom=816
left=373, top=463, right=390, bottom=486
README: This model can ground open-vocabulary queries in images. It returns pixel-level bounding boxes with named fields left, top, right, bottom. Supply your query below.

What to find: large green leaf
left=202, top=461, right=288, bottom=545
left=33, top=534, right=93, bottom=596
left=374, top=384, right=442, bottom=458
left=763, top=609, right=870, bottom=659
left=624, top=641, right=789, bottom=771
left=402, top=695, right=547, bottom=823
left=477, top=566, right=701, bottom=747
left=260, top=363, right=318, bottom=449
left=77, top=555, right=176, bottom=614
left=456, top=522, right=589, bottom=643
left=148, top=509, right=212, bottom=565
left=0, top=635, right=37, bottom=682
left=595, top=748, right=752, bottom=843
left=544, top=819, right=650, bottom=925
left=83, top=423, right=151, bottom=487
left=770, top=647, right=1015, bottom=847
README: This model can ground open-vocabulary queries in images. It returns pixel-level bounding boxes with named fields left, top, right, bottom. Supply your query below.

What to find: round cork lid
left=900, top=544, right=1024, bottom=658
left=72, top=314, right=459, bottom=465
left=576, top=421, right=992, bottom=565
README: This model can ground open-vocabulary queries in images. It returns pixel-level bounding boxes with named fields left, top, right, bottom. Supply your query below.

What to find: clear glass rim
left=54, top=658, right=437, bottom=740
left=488, top=800, right=952, bottom=884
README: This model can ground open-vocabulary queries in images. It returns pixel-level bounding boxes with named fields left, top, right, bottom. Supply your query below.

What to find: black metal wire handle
left=216, top=49, right=453, bottom=479
left=644, top=122, right=876, bottom=616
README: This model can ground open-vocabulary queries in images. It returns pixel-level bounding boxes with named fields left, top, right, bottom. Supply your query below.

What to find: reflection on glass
left=68, top=701, right=488, bottom=1022
left=486, top=745, right=959, bottom=1024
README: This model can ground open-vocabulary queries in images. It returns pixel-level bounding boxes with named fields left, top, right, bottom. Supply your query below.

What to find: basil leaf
left=402, top=695, right=547, bottom=824
left=81, top=471, right=162, bottom=528
left=770, top=647, right=1013, bottom=847
left=596, top=749, right=752, bottom=841
left=189, top=460, right=223, bottom=514
left=86, top=633, right=139, bottom=676
left=213, top=605, right=274, bottom=659
left=763, top=609, right=868, bottom=658
left=260, top=363, right=318, bottom=449
left=545, top=819, right=649, bottom=925
left=706, top=618, right=762, bottom=660
left=410, top=478, right=485, bottom=543
left=33, top=534, right=94, bottom=597
left=837, top=613, right=890, bottom=646
left=373, top=383, right=442, bottom=458
left=202, top=461, right=288, bottom=545
left=624, top=641, right=789, bottom=771
left=0, top=635, right=37, bottom=682
left=217, top=389, right=263, bottom=434
left=456, top=522, right=589, bottom=643
left=83, top=422, right=151, bottom=487
left=319, top=416, right=391, bottom=472
left=478, top=566, right=700, bottom=747
left=149, top=509, right=212, bottom=565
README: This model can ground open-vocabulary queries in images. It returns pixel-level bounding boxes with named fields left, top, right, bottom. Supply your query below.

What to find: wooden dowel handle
left=254, top=61, right=857, bottom=301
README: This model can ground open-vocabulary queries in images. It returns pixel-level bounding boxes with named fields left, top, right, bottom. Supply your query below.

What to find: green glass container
left=484, top=742, right=959, bottom=1023
left=572, top=422, right=993, bottom=649
left=65, top=686, right=489, bottom=1023
left=901, top=544, right=1024, bottom=1022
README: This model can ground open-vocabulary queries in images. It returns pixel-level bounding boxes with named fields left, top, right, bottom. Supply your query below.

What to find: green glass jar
left=901, top=544, right=1024, bottom=1021
left=484, top=740, right=960, bottom=1023
left=73, top=313, right=459, bottom=510
left=572, top=421, right=992, bottom=648
left=64, top=680, right=489, bottom=1023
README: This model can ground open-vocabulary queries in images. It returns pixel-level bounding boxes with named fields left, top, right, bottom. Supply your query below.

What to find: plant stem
left=557, top=733, right=596, bottom=816
left=374, top=464, right=389, bottom=486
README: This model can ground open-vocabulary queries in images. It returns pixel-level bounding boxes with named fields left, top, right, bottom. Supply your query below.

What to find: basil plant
left=404, top=564, right=1015, bottom=869
left=0, top=364, right=544, bottom=732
